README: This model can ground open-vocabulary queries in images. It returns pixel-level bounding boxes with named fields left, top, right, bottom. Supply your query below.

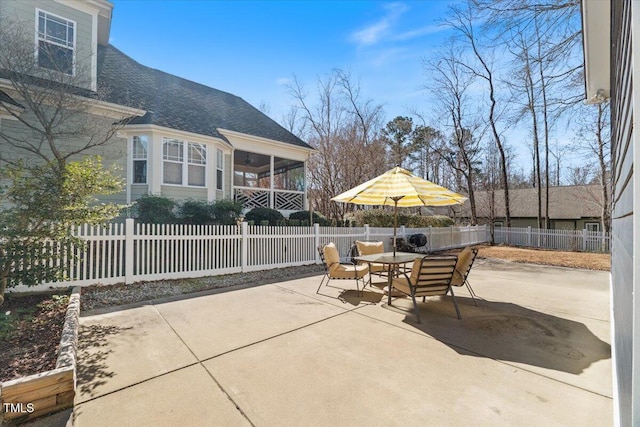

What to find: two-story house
left=0, top=0, right=314, bottom=215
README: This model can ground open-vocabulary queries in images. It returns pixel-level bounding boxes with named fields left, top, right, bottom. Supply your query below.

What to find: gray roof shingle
left=96, top=45, right=311, bottom=149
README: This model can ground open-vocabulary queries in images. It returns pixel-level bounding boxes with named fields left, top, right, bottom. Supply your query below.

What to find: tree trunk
left=537, top=21, right=551, bottom=230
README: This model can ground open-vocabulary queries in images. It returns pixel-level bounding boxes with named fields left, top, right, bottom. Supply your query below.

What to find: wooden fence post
left=364, top=224, right=370, bottom=241
left=582, top=228, right=588, bottom=252
left=125, top=218, right=134, bottom=284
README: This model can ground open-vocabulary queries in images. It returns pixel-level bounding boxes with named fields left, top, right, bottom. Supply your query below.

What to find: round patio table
left=353, top=252, right=419, bottom=305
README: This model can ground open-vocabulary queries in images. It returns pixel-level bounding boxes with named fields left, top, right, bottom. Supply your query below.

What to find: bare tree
left=280, top=105, right=308, bottom=137
left=0, top=18, right=135, bottom=169
left=573, top=102, right=611, bottom=232
left=474, top=0, right=584, bottom=228
left=566, top=164, right=595, bottom=185
left=287, top=70, right=386, bottom=222
left=427, top=43, right=483, bottom=225
left=477, top=143, right=503, bottom=241
left=445, top=2, right=512, bottom=227
left=509, top=30, right=545, bottom=228
left=549, top=139, right=569, bottom=185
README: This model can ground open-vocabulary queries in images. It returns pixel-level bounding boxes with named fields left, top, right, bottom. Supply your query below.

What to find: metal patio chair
left=318, top=243, right=369, bottom=296
left=390, top=255, right=460, bottom=323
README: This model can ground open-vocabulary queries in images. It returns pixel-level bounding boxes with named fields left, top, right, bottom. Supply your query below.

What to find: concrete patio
left=72, top=258, right=612, bottom=426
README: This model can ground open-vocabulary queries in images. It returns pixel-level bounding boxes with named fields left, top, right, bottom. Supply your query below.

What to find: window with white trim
left=216, top=149, right=223, bottom=191
left=188, top=143, right=206, bottom=186
left=132, top=136, right=148, bottom=184
left=36, top=10, right=75, bottom=75
left=162, top=138, right=206, bottom=187
left=585, top=222, right=600, bottom=232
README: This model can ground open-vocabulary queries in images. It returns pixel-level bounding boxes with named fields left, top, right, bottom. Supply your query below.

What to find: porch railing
left=234, top=187, right=304, bottom=211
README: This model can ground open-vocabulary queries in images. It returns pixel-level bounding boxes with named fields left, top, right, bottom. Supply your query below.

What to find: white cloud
left=276, top=77, right=291, bottom=86
left=351, top=21, right=390, bottom=46
left=349, top=2, right=408, bottom=47
left=394, top=24, right=443, bottom=41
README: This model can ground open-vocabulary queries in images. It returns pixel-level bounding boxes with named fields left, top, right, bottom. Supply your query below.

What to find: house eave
left=0, top=78, right=145, bottom=119
left=87, top=99, right=146, bottom=118
left=120, top=123, right=232, bottom=149
left=217, top=128, right=317, bottom=155
left=581, top=0, right=611, bottom=103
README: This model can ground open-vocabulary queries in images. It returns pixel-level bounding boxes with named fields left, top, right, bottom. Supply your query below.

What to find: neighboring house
left=583, top=1, right=638, bottom=426
left=456, top=185, right=605, bottom=231
left=0, top=0, right=314, bottom=215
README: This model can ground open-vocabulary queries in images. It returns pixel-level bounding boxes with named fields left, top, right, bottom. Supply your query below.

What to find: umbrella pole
left=393, top=201, right=398, bottom=256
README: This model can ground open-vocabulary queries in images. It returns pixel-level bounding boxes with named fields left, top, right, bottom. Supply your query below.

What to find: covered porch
left=233, top=149, right=307, bottom=214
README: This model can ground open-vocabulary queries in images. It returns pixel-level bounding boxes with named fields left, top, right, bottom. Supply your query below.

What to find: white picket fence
left=492, top=226, right=610, bottom=253
left=13, top=220, right=488, bottom=291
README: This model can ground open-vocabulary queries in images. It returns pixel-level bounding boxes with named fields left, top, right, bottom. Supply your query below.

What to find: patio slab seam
left=148, top=304, right=258, bottom=427
left=75, top=361, right=201, bottom=405
left=76, top=301, right=363, bottom=413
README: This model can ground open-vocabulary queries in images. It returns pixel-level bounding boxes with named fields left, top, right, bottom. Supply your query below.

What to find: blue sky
left=109, top=0, right=455, bottom=123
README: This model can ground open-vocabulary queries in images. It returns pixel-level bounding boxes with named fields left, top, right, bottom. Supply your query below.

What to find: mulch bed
left=0, top=293, right=70, bottom=383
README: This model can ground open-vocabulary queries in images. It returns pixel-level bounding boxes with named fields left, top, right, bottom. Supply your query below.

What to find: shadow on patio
left=76, top=324, right=132, bottom=398
left=395, top=296, right=611, bottom=375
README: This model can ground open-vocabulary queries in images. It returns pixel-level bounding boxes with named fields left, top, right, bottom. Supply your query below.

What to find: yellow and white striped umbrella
left=331, top=167, right=467, bottom=255
left=331, top=167, right=467, bottom=207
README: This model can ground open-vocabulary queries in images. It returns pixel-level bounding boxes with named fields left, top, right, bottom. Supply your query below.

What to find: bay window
left=163, top=137, right=207, bottom=187
left=216, top=149, right=223, bottom=190
left=188, top=143, right=206, bottom=186
left=132, top=136, right=148, bottom=184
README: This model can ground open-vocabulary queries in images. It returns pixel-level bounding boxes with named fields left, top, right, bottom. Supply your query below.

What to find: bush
left=178, top=200, right=213, bottom=224
left=352, top=209, right=454, bottom=228
left=211, top=199, right=243, bottom=225
left=135, top=195, right=176, bottom=224
left=288, top=210, right=329, bottom=226
left=245, top=207, right=284, bottom=225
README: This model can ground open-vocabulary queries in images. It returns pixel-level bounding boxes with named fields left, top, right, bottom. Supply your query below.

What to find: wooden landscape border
left=0, top=286, right=80, bottom=423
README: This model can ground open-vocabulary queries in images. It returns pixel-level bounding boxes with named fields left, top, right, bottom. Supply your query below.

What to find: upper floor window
left=162, top=137, right=206, bottom=187
left=36, top=10, right=75, bottom=75
left=216, top=149, right=223, bottom=191
left=132, top=136, right=148, bottom=184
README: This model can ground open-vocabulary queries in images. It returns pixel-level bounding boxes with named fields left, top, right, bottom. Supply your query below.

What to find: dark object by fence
left=409, top=233, right=427, bottom=247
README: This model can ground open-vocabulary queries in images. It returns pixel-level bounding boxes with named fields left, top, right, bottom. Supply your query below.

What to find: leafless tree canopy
left=287, top=70, right=387, bottom=221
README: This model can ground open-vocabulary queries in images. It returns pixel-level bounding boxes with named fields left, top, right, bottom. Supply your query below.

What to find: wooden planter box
left=0, top=287, right=80, bottom=423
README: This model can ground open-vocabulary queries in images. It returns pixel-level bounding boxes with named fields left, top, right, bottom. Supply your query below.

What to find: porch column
left=304, top=159, right=309, bottom=210
left=270, top=155, right=274, bottom=209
